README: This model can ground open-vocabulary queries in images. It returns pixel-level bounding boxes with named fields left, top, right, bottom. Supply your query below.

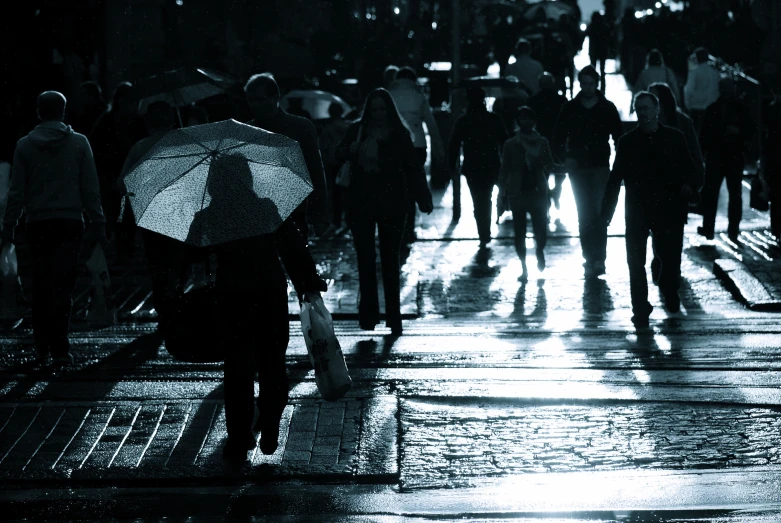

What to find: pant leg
left=653, top=223, right=684, bottom=297
left=376, top=215, right=406, bottom=329
left=255, top=284, right=290, bottom=422
left=724, top=157, right=744, bottom=236
left=404, top=148, right=427, bottom=244
left=529, top=198, right=548, bottom=257
left=465, top=176, right=494, bottom=243
left=701, top=160, right=726, bottom=233
left=625, top=217, right=651, bottom=315
left=27, top=224, right=55, bottom=354
left=28, top=220, right=83, bottom=357
left=220, top=292, right=257, bottom=440
left=349, top=215, right=380, bottom=325
left=569, top=168, right=610, bottom=264
left=551, top=174, right=565, bottom=208
left=509, top=197, right=529, bottom=262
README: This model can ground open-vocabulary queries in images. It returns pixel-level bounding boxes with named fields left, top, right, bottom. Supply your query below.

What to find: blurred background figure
left=319, top=101, right=351, bottom=229
left=634, top=49, right=682, bottom=104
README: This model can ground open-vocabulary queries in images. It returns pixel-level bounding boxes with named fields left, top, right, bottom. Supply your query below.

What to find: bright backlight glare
left=428, top=62, right=452, bottom=71
left=580, top=23, right=587, bottom=31
left=394, top=7, right=400, bottom=14
left=655, top=2, right=661, bottom=7
left=507, top=55, right=517, bottom=65
left=646, top=8, right=653, bottom=15
left=432, top=21, right=438, bottom=29
left=635, top=11, right=643, bottom=18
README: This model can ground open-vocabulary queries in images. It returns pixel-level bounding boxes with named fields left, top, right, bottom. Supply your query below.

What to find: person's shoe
left=583, top=262, right=597, bottom=278
left=728, top=230, right=740, bottom=243
left=223, top=434, right=255, bottom=463
left=389, top=324, right=403, bottom=336
left=536, top=252, right=546, bottom=272
left=697, top=226, right=714, bottom=240
left=256, top=393, right=288, bottom=455
left=662, top=291, right=680, bottom=313
left=359, top=319, right=378, bottom=331
left=631, top=303, right=653, bottom=328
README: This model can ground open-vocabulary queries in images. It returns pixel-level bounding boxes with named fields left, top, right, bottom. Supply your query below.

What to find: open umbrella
left=522, top=1, right=574, bottom=22
left=133, top=68, right=241, bottom=125
left=123, top=119, right=313, bottom=247
left=280, top=90, right=353, bottom=120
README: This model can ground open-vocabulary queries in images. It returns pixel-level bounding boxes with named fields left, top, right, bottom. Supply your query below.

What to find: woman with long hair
left=335, top=88, right=433, bottom=335
left=647, top=81, right=704, bottom=284
left=634, top=49, right=681, bottom=102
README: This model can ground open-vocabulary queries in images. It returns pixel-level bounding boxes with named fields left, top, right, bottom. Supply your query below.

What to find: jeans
left=349, top=214, right=406, bottom=330
left=569, top=167, right=610, bottom=265
left=701, top=155, right=744, bottom=237
left=509, top=194, right=548, bottom=262
left=626, top=217, right=684, bottom=315
left=220, top=287, right=289, bottom=441
left=27, top=219, right=84, bottom=357
left=465, top=175, right=495, bottom=243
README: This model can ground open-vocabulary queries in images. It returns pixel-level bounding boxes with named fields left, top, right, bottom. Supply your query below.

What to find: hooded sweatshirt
left=2, top=121, right=105, bottom=242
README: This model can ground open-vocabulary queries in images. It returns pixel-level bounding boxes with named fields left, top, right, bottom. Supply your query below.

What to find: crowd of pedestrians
left=0, top=27, right=769, bottom=461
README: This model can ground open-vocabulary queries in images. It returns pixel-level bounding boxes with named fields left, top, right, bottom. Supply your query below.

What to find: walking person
left=505, top=39, right=545, bottom=96
left=185, top=154, right=327, bottom=462
left=498, top=107, right=554, bottom=282
left=388, top=67, right=444, bottom=245
left=447, top=87, right=509, bottom=248
left=601, top=91, right=697, bottom=328
left=335, top=88, right=433, bottom=335
left=586, top=11, right=611, bottom=93
left=553, top=65, right=624, bottom=277
left=648, top=82, right=705, bottom=284
left=634, top=49, right=682, bottom=103
left=1, top=91, right=106, bottom=364
left=697, top=77, right=756, bottom=241
left=683, top=47, right=721, bottom=134
left=527, top=72, right=568, bottom=212
left=759, top=93, right=781, bottom=240
left=244, top=73, right=330, bottom=237
left=319, top=102, right=351, bottom=228
left=118, top=101, right=184, bottom=333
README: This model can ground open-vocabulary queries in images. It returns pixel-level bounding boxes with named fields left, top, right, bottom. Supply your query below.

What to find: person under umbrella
left=122, top=120, right=327, bottom=462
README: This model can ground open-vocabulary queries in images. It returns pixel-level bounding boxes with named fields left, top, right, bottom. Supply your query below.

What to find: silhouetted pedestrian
left=319, top=102, right=351, bottom=227
left=698, top=77, right=756, bottom=241
left=634, top=50, right=681, bottom=104
left=335, top=88, right=433, bottom=335
left=602, top=92, right=696, bottom=327
left=683, top=47, right=721, bottom=133
left=506, top=39, right=545, bottom=96
left=1, top=91, right=106, bottom=364
left=587, top=11, right=611, bottom=93
left=760, top=95, right=781, bottom=239
left=553, top=65, right=624, bottom=278
left=447, top=87, right=509, bottom=248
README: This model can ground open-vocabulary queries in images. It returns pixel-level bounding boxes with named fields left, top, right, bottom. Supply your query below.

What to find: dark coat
left=553, top=93, right=624, bottom=169
left=700, top=97, right=756, bottom=161
left=527, top=90, right=568, bottom=143
left=447, top=108, right=509, bottom=181
left=249, top=109, right=330, bottom=226
left=602, top=124, right=697, bottom=226
left=335, top=123, right=432, bottom=218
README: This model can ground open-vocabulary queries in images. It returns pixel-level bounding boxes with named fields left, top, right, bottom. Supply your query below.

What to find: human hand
left=303, top=291, right=322, bottom=304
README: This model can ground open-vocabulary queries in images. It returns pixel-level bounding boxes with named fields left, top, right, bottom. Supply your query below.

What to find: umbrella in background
left=133, top=68, right=241, bottom=125
left=123, top=119, right=312, bottom=247
left=522, top=0, right=574, bottom=22
left=280, top=90, right=353, bottom=120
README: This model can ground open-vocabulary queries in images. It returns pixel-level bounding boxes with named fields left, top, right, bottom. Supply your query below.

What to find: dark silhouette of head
left=578, top=65, right=601, bottom=96
left=648, top=82, right=678, bottom=124
left=515, top=38, right=532, bottom=55
left=80, top=81, right=104, bottom=107
left=395, top=66, right=417, bottom=82
left=144, top=101, right=176, bottom=132
left=633, top=91, right=660, bottom=131
left=383, top=65, right=400, bottom=87
left=359, top=88, right=410, bottom=134
left=466, top=87, right=486, bottom=111
left=110, top=81, right=135, bottom=112
left=516, top=105, right=537, bottom=133
left=328, top=102, right=345, bottom=119
left=539, top=72, right=556, bottom=91
left=207, top=153, right=253, bottom=201
left=244, top=72, right=281, bottom=121
left=37, top=91, right=67, bottom=122
left=694, top=47, right=709, bottom=64
left=647, top=49, right=664, bottom=67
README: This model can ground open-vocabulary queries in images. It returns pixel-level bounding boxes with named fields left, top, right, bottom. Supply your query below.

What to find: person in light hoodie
left=1, top=91, right=106, bottom=365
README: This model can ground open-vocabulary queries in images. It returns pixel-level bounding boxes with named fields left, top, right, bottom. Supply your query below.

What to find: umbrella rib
left=244, top=158, right=284, bottom=168
left=176, top=127, right=216, bottom=154
left=144, top=152, right=209, bottom=160
left=134, top=154, right=211, bottom=227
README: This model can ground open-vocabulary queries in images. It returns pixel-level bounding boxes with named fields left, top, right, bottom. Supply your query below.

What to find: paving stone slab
left=399, top=399, right=781, bottom=489
left=0, top=398, right=395, bottom=485
left=714, top=259, right=781, bottom=311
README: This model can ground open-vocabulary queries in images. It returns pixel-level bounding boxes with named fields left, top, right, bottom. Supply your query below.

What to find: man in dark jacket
left=244, top=73, right=330, bottom=237
left=602, top=91, right=697, bottom=328
left=553, top=65, right=625, bottom=277
left=1, top=91, right=106, bottom=364
left=698, top=77, right=756, bottom=241
left=528, top=72, right=568, bottom=211
left=447, top=87, right=509, bottom=247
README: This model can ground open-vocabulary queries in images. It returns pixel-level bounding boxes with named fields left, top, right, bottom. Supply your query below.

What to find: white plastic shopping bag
left=0, top=243, right=24, bottom=320
left=300, top=296, right=352, bottom=401
left=85, top=244, right=117, bottom=327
